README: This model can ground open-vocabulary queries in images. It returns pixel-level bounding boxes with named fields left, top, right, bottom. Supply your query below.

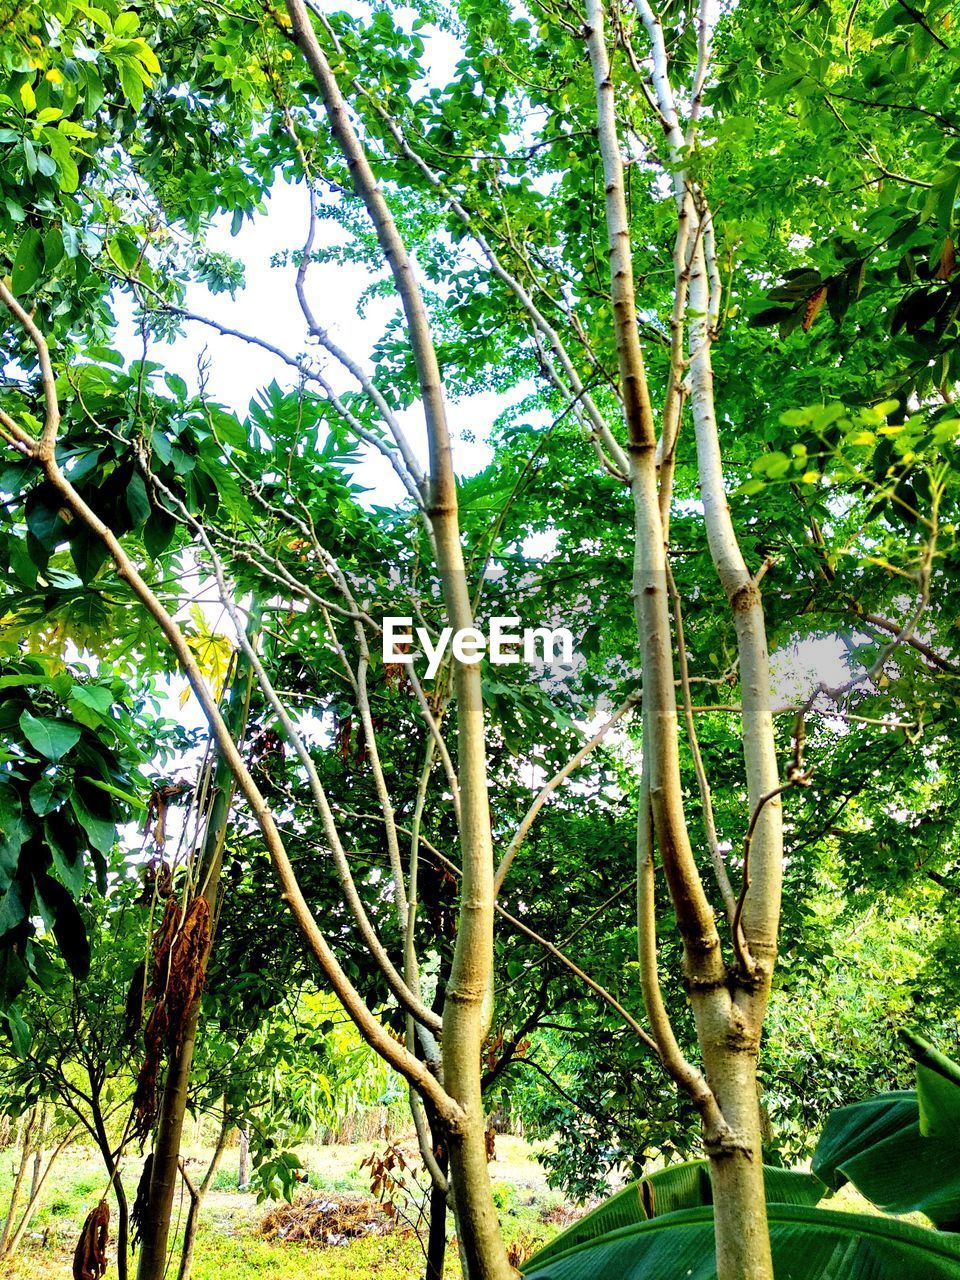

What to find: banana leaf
left=527, top=1160, right=825, bottom=1269
left=523, top=1205, right=960, bottom=1280
left=903, top=1031, right=960, bottom=1139
left=812, top=1074, right=960, bottom=1229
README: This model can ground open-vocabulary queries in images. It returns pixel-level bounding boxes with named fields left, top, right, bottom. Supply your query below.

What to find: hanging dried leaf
left=163, top=896, right=212, bottom=1041
left=148, top=896, right=182, bottom=994
left=137, top=857, right=173, bottom=906
left=937, top=237, right=957, bottom=281
left=143, top=782, right=192, bottom=851
left=130, top=1153, right=153, bottom=1252
left=132, top=895, right=212, bottom=1146
left=802, top=285, right=828, bottom=332
left=73, top=1200, right=109, bottom=1280
left=132, top=1001, right=168, bottom=1144
left=484, top=1125, right=497, bottom=1162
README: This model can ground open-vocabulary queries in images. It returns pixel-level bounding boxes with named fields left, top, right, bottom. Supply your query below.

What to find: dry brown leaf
left=802, top=285, right=828, bottom=332
left=73, top=1201, right=109, bottom=1280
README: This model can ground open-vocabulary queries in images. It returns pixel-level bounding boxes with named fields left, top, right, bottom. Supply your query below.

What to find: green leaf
left=6, top=1006, right=30, bottom=1057
left=524, top=1206, right=960, bottom=1279
left=125, top=471, right=151, bottom=527
left=48, top=828, right=86, bottom=895
left=0, top=789, right=28, bottom=884
left=24, top=486, right=66, bottom=549
left=0, top=882, right=27, bottom=937
left=529, top=1162, right=826, bottom=1268
left=11, top=228, right=43, bottom=296
left=29, top=776, right=64, bottom=817
left=143, top=509, right=175, bottom=559
left=69, top=794, right=116, bottom=856
left=69, top=684, right=113, bottom=717
left=37, top=875, right=90, bottom=979
left=44, top=226, right=65, bottom=272
left=813, top=1091, right=960, bottom=1230
left=69, top=529, right=110, bottom=583
left=19, top=711, right=81, bottom=762
left=902, top=1033, right=960, bottom=1139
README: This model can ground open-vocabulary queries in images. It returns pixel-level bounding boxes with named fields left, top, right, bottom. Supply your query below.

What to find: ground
left=0, top=1134, right=574, bottom=1279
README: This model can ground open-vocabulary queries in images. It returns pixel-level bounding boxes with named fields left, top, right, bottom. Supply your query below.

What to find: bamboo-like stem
left=282, top=6, right=513, bottom=1274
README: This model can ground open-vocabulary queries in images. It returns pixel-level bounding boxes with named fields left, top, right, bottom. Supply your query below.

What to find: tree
left=4, top=1, right=960, bottom=1278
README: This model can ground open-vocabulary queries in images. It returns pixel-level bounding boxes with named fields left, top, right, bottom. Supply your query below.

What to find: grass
left=0, top=1134, right=569, bottom=1280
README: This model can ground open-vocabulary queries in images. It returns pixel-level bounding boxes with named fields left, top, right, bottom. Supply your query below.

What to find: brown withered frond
left=130, top=1153, right=153, bottom=1252
left=131, top=896, right=212, bottom=1146
left=163, top=896, right=212, bottom=1042
left=73, top=1200, right=109, bottom=1280
left=132, top=1002, right=168, bottom=1145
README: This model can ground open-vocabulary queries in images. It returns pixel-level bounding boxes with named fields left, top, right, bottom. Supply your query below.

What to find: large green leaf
left=903, top=1033, right=960, bottom=1138
left=18, top=710, right=82, bottom=762
left=813, top=1090, right=960, bottom=1230
left=528, top=1162, right=826, bottom=1268
left=523, top=1206, right=960, bottom=1280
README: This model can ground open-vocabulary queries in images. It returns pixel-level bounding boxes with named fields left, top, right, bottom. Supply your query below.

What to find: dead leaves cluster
left=73, top=1201, right=109, bottom=1280
left=130, top=896, right=212, bottom=1143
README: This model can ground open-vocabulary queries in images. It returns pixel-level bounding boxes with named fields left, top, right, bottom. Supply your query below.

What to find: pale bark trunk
left=3, top=1123, right=77, bottom=1258
left=28, top=1107, right=45, bottom=1203
left=283, top=6, right=514, bottom=1275
left=702, top=1048, right=772, bottom=1280
left=0, top=1109, right=36, bottom=1255
left=237, top=1129, right=249, bottom=1190
left=587, top=3, right=780, bottom=1278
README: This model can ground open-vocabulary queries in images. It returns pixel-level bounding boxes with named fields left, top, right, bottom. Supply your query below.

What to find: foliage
left=812, top=1033, right=960, bottom=1230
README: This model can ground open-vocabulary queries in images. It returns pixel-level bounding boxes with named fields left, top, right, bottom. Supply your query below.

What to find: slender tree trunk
left=702, top=1045, right=771, bottom=1280
left=176, top=1114, right=230, bottom=1280
left=425, top=1164, right=448, bottom=1280
left=4, top=1124, right=78, bottom=1258
left=28, top=1106, right=46, bottom=1203
left=237, top=1129, right=249, bottom=1190
left=283, top=8, right=514, bottom=1276
left=136, top=652, right=255, bottom=1280
left=585, top=3, right=780, bottom=1277
left=91, top=1098, right=129, bottom=1280
left=0, top=1109, right=37, bottom=1255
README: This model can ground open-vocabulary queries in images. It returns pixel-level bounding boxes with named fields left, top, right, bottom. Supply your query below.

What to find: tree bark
left=237, top=1129, right=249, bottom=1190
left=28, top=1107, right=46, bottom=1203
left=586, top=3, right=780, bottom=1278
left=283, top=6, right=515, bottom=1276
left=4, top=1124, right=78, bottom=1259
left=91, top=1096, right=129, bottom=1280
left=425, top=1148, right=449, bottom=1280
left=701, top=1046, right=772, bottom=1280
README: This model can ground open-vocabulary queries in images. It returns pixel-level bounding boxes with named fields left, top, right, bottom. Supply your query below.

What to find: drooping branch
left=0, top=280, right=461, bottom=1128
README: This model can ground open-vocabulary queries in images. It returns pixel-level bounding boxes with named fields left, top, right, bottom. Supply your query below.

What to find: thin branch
left=494, top=694, right=639, bottom=893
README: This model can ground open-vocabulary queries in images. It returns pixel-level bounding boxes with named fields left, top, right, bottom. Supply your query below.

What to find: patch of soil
left=539, top=1202, right=587, bottom=1230
left=259, top=1193, right=408, bottom=1247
